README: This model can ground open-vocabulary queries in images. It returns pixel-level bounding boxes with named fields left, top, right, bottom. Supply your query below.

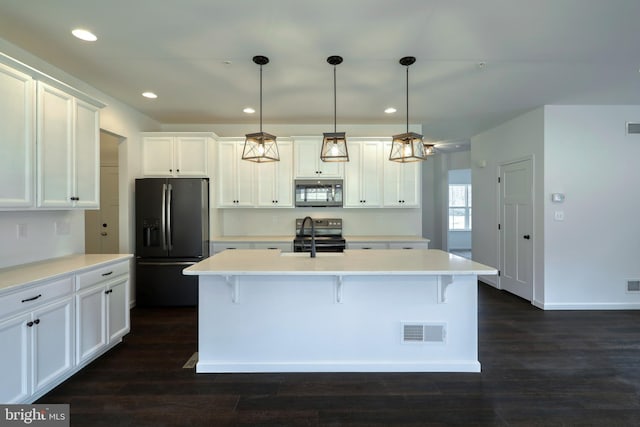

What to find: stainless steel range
left=293, top=218, right=345, bottom=253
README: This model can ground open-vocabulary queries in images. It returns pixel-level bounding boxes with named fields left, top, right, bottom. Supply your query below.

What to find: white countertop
left=0, top=254, right=133, bottom=292
left=211, top=235, right=430, bottom=243
left=184, top=249, right=495, bottom=276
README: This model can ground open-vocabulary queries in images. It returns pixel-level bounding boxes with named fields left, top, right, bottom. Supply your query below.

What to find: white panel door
left=107, top=276, right=129, bottom=344
left=76, top=284, right=107, bottom=365
left=0, top=63, right=34, bottom=208
left=175, top=136, right=208, bottom=176
left=142, top=137, right=174, bottom=176
left=499, top=159, right=533, bottom=301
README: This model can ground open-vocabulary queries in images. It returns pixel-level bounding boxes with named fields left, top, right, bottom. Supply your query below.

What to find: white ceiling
left=1, top=0, right=639, bottom=148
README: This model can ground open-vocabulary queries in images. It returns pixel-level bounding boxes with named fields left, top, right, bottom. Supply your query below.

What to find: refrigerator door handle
left=161, top=183, right=167, bottom=250
left=167, top=183, right=173, bottom=250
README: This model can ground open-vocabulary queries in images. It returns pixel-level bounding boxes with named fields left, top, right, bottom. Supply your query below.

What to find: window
left=448, top=184, right=472, bottom=230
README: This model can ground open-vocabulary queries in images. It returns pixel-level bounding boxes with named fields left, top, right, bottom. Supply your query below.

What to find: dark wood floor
left=38, top=283, right=640, bottom=426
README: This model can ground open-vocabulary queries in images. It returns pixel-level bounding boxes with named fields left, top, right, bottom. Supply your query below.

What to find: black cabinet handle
left=34, top=319, right=40, bottom=325
left=523, top=234, right=531, bottom=240
left=21, top=294, right=42, bottom=303
left=27, top=321, right=34, bottom=327
left=102, top=271, right=113, bottom=277
left=105, top=289, right=113, bottom=295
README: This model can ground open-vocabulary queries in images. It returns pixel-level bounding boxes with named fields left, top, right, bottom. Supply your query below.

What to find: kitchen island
left=183, top=249, right=497, bottom=373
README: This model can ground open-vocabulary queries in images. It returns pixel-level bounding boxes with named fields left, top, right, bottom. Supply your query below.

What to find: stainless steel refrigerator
left=135, top=178, right=209, bottom=306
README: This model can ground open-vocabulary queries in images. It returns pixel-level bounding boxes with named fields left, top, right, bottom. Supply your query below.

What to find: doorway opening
left=85, top=130, right=121, bottom=254
left=447, top=169, right=472, bottom=259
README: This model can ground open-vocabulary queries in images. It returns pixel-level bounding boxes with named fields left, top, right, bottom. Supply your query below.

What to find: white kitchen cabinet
left=217, top=138, right=255, bottom=207
left=0, top=276, right=74, bottom=404
left=388, top=242, right=429, bottom=249
left=383, top=141, right=420, bottom=207
left=294, top=136, right=343, bottom=178
left=211, top=240, right=292, bottom=254
left=37, top=82, right=100, bottom=209
left=142, top=133, right=210, bottom=177
left=0, top=62, right=35, bottom=209
left=346, top=242, right=388, bottom=250
left=75, top=261, right=130, bottom=367
left=344, top=140, right=382, bottom=208
left=256, top=140, right=293, bottom=207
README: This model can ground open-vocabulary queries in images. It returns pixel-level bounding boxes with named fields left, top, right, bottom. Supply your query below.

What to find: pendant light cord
left=259, top=64, right=263, bottom=134
left=405, top=65, right=409, bottom=133
left=333, top=65, right=337, bottom=133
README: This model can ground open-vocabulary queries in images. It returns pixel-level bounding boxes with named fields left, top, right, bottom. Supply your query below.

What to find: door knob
left=523, top=234, right=531, bottom=240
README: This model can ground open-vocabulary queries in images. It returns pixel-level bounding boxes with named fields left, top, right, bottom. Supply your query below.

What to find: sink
left=280, top=252, right=344, bottom=257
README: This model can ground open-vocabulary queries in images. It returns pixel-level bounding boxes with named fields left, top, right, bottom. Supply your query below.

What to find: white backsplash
left=215, top=208, right=421, bottom=237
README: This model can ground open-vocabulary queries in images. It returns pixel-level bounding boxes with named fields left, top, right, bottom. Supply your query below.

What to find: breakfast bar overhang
left=184, top=249, right=497, bottom=373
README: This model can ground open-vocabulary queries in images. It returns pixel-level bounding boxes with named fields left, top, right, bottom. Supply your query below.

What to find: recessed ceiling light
left=142, top=92, right=158, bottom=99
left=384, top=107, right=397, bottom=114
left=243, top=107, right=255, bottom=114
left=71, top=28, right=97, bottom=42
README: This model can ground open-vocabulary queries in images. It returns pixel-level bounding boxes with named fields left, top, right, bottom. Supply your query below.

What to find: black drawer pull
left=101, top=271, right=113, bottom=277
left=27, top=321, right=34, bottom=327
left=21, top=294, right=42, bottom=303
left=34, top=319, right=40, bottom=325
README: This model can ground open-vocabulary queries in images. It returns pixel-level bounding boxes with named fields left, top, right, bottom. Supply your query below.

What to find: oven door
left=293, top=237, right=346, bottom=253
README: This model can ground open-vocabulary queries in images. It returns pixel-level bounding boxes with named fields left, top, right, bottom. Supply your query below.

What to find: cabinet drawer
left=75, top=261, right=129, bottom=290
left=0, top=276, right=73, bottom=319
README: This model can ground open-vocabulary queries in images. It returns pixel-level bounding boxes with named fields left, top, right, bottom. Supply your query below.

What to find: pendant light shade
left=423, top=142, right=436, bottom=157
left=321, top=56, right=349, bottom=162
left=243, top=55, right=279, bottom=162
left=389, top=56, right=426, bottom=163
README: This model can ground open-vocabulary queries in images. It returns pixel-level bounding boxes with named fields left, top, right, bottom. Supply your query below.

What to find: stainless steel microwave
left=294, top=179, right=343, bottom=207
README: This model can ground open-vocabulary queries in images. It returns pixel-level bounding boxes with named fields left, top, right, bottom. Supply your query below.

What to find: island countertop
left=183, top=249, right=496, bottom=276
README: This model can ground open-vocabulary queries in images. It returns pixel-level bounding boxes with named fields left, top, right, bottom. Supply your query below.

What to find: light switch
left=554, top=211, right=564, bottom=221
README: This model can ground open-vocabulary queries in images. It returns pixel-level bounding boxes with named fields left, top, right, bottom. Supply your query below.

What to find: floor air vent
left=627, top=280, right=640, bottom=293
left=402, top=323, right=446, bottom=343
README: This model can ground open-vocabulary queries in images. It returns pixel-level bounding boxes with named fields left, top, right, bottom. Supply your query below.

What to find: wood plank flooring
left=38, top=283, right=640, bottom=426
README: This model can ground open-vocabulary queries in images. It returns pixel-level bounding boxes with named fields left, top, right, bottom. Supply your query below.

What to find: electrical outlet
left=554, top=211, right=564, bottom=221
left=17, top=223, right=28, bottom=240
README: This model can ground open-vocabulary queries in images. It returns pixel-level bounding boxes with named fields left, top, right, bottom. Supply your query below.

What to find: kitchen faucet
left=298, top=216, right=316, bottom=258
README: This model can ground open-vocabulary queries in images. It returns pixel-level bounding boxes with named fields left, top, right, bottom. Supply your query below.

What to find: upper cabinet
left=344, top=139, right=382, bottom=208
left=142, top=133, right=211, bottom=177
left=0, top=62, right=35, bottom=208
left=217, top=138, right=255, bottom=207
left=255, top=139, right=293, bottom=207
left=37, top=82, right=100, bottom=209
left=294, top=136, right=343, bottom=178
left=0, top=54, right=104, bottom=211
left=383, top=141, right=421, bottom=207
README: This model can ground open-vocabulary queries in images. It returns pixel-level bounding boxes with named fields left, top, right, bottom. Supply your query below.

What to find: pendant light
left=243, top=55, right=279, bottom=162
left=389, top=56, right=426, bottom=163
left=320, top=55, right=349, bottom=162
left=423, top=143, right=436, bottom=157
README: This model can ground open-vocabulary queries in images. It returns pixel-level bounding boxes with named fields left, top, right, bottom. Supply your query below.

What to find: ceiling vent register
left=626, top=123, right=640, bottom=135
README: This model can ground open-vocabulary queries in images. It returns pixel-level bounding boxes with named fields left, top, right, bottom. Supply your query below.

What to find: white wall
left=543, top=105, right=640, bottom=308
left=471, top=108, right=545, bottom=292
left=0, top=39, right=160, bottom=273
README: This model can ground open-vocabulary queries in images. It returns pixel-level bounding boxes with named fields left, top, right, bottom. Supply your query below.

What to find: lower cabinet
left=76, top=263, right=130, bottom=366
left=0, top=258, right=130, bottom=403
left=0, top=279, right=74, bottom=404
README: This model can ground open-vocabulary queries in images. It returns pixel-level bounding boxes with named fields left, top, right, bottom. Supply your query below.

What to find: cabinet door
left=37, top=82, right=74, bottom=208
left=360, top=141, right=382, bottom=207
left=383, top=141, right=420, bottom=207
left=142, top=137, right=174, bottom=176
left=76, top=284, right=107, bottom=365
left=0, top=63, right=34, bottom=208
left=0, top=313, right=30, bottom=403
left=73, top=99, right=100, bottom=208
left=107, top=276, right=129, bottom=344
left=175, top=137, right=208, bottom=176
left=344, top=141, right=363, bottom=207
left=217, top=140, right=254, bottom=207
left=32, top=297, right=74, bottom=394
left=294, top=138, right=343, bottom=178
left=256, top=140, right=293, bottom=207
